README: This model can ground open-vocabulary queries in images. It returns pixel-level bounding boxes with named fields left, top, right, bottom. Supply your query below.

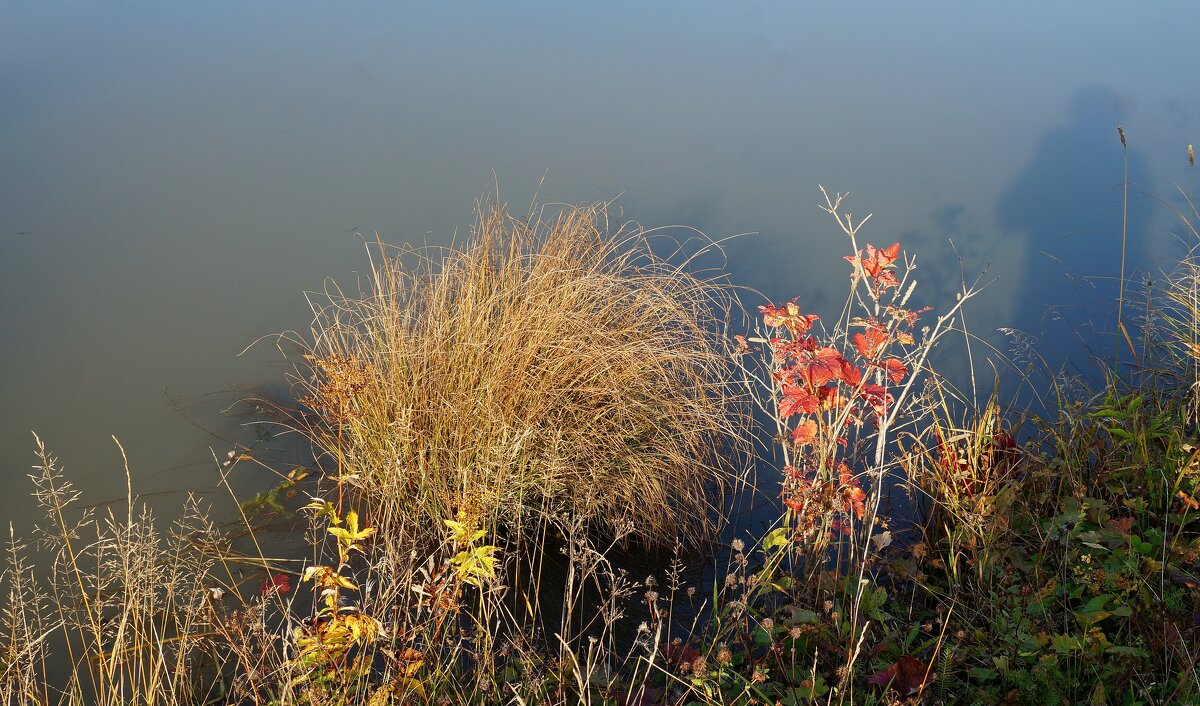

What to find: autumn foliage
left=747, top=236, right=927, bottom=557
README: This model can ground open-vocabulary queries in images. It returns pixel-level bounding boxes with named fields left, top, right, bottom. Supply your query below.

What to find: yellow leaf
left=303, top=498, right=340, bottom=524
left=444, top=510, right=486, bottom=547
left=451, top=544, right=498, bottom=586
left=329, top=509, right=376, bottom=551
left=301, top=565, right=329, bottom=583
left=443, top=518, right=467, bottom=543
left=329, top=573, right=358, bottom=591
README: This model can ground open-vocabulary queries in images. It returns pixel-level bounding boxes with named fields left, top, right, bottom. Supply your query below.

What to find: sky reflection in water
left=1, top=2, right=1198, bottom=530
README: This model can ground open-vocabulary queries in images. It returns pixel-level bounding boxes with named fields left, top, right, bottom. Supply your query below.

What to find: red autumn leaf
left=792, top=418, right=819, bottom=446
left=881, top=358, right=907, bottom=383
left=853, top=328, right=889, bottom=360
left=758, top=302, right=790, bottom=327
left=665, top=641, right=701, bottom=665
left=759, top=305, right=782, bottom=326
left=886, top=304, right=931, bottom=327
left=868, top=655, right=932, bottom=695
left=863, top=242, right=900, bottom=276
left=1106, top=517, right=1134, bottom=535
left=860, top=383, right=893, bottom=416
left=933, top=427, right=959, bottom=469
left=874, top=269, right=900, bottom=290
left=847, top=242, right=901, bottom=283
left=261, top=573, right=292, bottom=595
left=992, top=431, right=1017, bottom=450
left=830, top=518, right=853, bottom=536
left=780, top=383, right=820, bottom=418
left=759, top=302, right=819, bottom=335
left=817, top=382, right=845, bottom=410
left=845, top=486, right=867, bottom=518
left=838, top=359, right=863, bottom=386
left=792, top=347, right=846, bottom=387
left=837, top=464, right=867, bottom=518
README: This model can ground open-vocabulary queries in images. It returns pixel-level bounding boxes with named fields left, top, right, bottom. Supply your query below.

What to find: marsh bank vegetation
left=6, top=171, right=1200, bottom=705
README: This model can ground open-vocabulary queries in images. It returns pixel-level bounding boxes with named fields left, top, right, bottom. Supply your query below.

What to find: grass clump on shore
left=292, top=200, right=743, bottom=548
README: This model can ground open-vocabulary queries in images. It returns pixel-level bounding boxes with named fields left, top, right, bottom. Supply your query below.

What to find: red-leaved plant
left=738, top=188, right=975, bottom=591
left=753, top=250, right=924, bottom=566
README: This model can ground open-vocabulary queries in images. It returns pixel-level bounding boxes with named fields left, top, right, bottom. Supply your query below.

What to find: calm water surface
left=3, top=2, right=1199, bottom=533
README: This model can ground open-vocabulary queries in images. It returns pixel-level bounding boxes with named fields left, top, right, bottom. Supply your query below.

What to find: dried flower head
left=302, top=353, right=373, bottom=423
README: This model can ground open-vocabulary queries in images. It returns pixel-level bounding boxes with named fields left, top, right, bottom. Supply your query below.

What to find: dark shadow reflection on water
left=997, top=86, right=1153, bottom=372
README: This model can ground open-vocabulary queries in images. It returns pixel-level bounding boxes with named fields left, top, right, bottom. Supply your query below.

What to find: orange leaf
left=881, top=358, right=907, bottom=384
left=780, top=383, right=820, bottom=418
left=869, top=655, right=932, bottom=695
left=792, top=419, right=819, bottom=446
left=1106, top=517, right=1134, bottom=535
left=853, top=328, right=889, bottom=360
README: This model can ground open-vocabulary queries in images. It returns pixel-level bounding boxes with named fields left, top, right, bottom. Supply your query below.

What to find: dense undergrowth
left=5, top=185, right=1200, bottom=705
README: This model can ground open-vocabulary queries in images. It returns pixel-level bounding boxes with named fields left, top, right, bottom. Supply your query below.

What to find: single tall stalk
left=1116, top=124, right=1133, bottom=368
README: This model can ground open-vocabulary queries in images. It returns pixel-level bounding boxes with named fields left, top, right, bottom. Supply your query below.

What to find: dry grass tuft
left=293, top=200, right=744, bottom=548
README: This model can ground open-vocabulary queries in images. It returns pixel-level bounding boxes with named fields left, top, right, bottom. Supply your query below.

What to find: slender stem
left=1116, top=124, right=1131, bottom=369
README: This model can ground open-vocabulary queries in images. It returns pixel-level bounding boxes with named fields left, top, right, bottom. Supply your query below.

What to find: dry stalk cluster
left=293, top=201, right=744, bottom=550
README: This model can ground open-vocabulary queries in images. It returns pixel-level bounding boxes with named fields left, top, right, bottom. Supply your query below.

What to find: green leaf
left=1106, top=644, right=1149, bottom=658
left=763, top=527, right=790, bottom=551
left=904, top=625, right=920, bottom=651
left=791, top=608, right=819, bottom=625
left=1051, top=634, right=1084, bottom=653
left=751, top=627, right=772, bottom=649
left=770, top=575, right=796, bottom=592
left=1082, top=594, right=1111, bottom=613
